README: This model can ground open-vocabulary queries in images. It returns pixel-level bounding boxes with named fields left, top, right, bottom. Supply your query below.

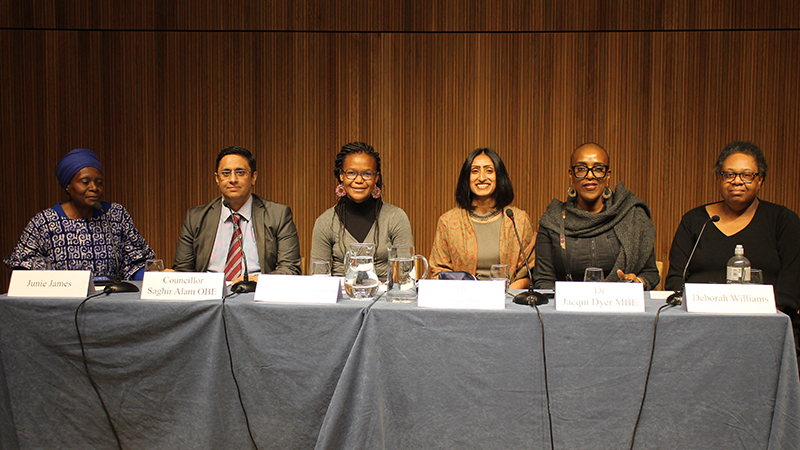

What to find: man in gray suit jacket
left=173, top=146, right=301, bottom=277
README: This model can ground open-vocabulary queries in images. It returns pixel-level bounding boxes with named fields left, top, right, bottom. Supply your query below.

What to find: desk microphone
left=223, top=200, right=257, bottom=294
left=666, top=215, right=720, bottom=306
left=505, top=209, right=554, bottom=448
left=93, top=203, right=139, bottom=293
left=506, top=209, right=548, bottom=306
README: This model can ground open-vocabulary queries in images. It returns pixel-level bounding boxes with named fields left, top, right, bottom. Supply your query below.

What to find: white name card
left=417, top=280, right=506, bottom=310
left=684, top=283, right=776, bottom=314
left=8, top=270, right=93, bottom=298
left=140, top=272, right=225, bottom=300
left=555, top=281, right=645, bottom=312
left=254, top=274, right=340, bottom=304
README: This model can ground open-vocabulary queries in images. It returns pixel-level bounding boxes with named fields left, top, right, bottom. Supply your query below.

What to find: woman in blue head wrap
left=4, top=148, right=155, bottom=280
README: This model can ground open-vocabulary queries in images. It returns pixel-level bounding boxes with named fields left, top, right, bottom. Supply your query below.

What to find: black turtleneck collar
left=337, top=197, right=378, bottom=243
left=346, top=196, right=377, bottom=215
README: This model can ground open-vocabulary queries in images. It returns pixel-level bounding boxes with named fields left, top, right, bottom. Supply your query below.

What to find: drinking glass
left=583, top=267, right=604, bottom=282
left=146, top=259, right=165, bottom=272
left=490, top=264, right=510, bottom=294
left=749, top=269, right=763, bottom=285
left=311, top=260, right=332, bottom=276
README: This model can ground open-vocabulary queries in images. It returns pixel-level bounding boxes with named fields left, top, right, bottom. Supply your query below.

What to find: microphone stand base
left=666, top=291, right=683, bottom=306
left=104, top=281, right=140, bottom=294
left=513, top=291, right=549, bottom=306
left=232, top=280, right=257, bottom=294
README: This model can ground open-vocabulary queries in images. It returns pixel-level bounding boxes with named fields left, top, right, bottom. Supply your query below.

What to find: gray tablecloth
left=0, top=291, right=368, bottom=449
left=2, top=292, right=798, bottom=449
left=318, top=298, right=800, bottom=450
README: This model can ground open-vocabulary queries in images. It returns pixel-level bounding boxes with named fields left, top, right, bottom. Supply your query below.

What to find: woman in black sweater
left=666, top=141, right=800, bottom=314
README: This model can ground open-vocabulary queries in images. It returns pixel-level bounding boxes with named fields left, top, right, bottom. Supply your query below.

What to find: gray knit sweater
left=310, top=202, right=414, bottom=278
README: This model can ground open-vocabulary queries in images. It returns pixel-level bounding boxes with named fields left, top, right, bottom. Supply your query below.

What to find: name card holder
left=254, top=274, right=340, bottom=304
left=555, top=281, right=645, bottom=313
left=684, top=283, right=776, bottom=314
left=417, top=280, right=506, bottom=310
left=140, top=272, right=225, bottom=300
left=8, top=270, right=94, bottom=298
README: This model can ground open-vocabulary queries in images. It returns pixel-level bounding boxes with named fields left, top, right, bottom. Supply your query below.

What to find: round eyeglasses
left=571, top=164, right=609, bottom=179
left=342, top=169, right=376, bottom=181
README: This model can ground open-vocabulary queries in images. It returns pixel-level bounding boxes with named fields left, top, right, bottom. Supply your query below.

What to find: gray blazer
left=173, top=195, right=301, bottom=275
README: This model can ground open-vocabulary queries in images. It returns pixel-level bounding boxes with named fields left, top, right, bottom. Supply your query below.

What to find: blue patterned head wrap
left=55, top=148, right=103, bottom=189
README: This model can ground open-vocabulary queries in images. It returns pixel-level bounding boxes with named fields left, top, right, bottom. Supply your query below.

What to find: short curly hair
left=713, top=141, right=768, bottom=179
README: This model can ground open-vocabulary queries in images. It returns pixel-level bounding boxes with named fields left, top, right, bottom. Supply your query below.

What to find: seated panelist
left=666, top=141, right=800, bottom=311
left=428, top=148, right=536, bottom=289
left=310, top=142, right=413, bottom=279
left=173, top=146, right=301, bottom=280
left=533, top=142, right=659, bottom=289
left=4, top=148, right=155, bottom=280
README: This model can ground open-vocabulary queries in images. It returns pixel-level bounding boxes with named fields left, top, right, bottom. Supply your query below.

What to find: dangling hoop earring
left=603, top=186, right=612, bottom=199
left=567, top=186, right=577, bottom=198
left=371, top=186, right=382, bottom=199
left=335, top=184, right=346, bottom=198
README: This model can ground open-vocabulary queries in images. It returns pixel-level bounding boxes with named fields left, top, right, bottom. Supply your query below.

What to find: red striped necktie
left=224, top=213, right=244, bottom=282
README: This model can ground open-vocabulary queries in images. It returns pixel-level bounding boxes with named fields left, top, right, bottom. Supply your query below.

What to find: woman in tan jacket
left=429, top=148, right=536, bottom=289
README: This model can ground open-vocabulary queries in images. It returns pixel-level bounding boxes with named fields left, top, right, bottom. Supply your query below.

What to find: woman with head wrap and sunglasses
left=533, top=142, right=659, bottom=289
left=311, top=142, right=413, bottom=278
left=4, top=148, right=155, bottom=280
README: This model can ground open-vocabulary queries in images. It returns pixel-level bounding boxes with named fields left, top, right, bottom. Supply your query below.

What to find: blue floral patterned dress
left=4, top=202, right=154, bottom=280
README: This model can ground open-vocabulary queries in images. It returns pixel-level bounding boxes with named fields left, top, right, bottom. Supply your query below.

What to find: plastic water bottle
left=726, top=245, right=751, bottom=284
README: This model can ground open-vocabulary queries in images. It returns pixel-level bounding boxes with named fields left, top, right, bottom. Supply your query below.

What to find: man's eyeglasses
left=720, top=171, right=760, bottom=183
left=342, top=169, right=376, bottom=181
left=218, top=169, right=251, bottom=179
left=571, top=164, right=609, bottom=179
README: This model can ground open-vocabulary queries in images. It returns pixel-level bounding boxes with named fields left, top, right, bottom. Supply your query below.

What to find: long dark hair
left=455, top=148, right=514, bottom=210
left=332, top=142, right=384, bottom=251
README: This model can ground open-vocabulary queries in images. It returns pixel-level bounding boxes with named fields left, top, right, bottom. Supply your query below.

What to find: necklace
left=469, top=208, right=501, bottom=221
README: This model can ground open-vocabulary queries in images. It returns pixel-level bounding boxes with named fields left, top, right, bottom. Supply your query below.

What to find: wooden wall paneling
left=3, top=1, right=800, bottom=32
left=389, top=34, right=440, bottom=253
left=767, top=32, right=800, bottom=215
left=1, top=28, right=799, bottom=292
left=1, top=31, right=50, bottom=291
left=288, top=32, right=333, bottom=263
left=652, top=30, right=800, bottom=272
left=415, top=34, right=478, bottom=246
